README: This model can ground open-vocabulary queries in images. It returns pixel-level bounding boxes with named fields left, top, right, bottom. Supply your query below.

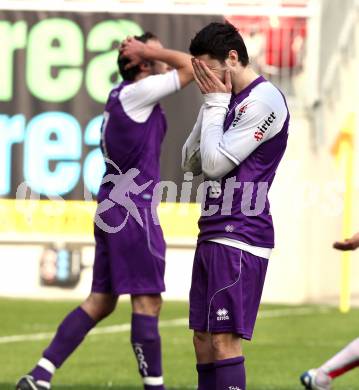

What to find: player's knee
left=193, top=331, right=210, bottom=351
left=82, top=293, right=117, bottom=321
left=211, top=333, right=242, bottom=360
left=131, top=294, right=163, bottom=317
left=211, top=333, right=227, bottom=353
left=193, top=331, right=214, bottom=363
left=193, top=331, right=208, bottom=345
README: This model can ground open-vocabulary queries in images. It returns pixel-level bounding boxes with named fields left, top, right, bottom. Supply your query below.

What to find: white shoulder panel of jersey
left=119, top=70, right=180, bottom=124
left=248, top=81, right=288, bottom=138
left=218, top=81, right=288, bottom=165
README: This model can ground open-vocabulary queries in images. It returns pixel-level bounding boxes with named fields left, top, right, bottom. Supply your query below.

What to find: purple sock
left=197, top=362, right=215, bottom=390
left=131, top=313, right=165, bottom=390
left=215, top=356, right=246, bottom=390
left=41, top=307, right=95, bottom=369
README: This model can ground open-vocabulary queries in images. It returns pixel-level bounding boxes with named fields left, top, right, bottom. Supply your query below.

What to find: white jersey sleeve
left=200, top=93, right=235, bottom=179
left=181, top=105, right=204, bottom=175
left=119, top=70, right=180, bottom=123
left=219, top=99, right=285, bottom=165
left=200, top=82, right=288, bottom=179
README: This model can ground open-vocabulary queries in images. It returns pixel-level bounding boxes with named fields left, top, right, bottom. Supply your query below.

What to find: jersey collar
left=233, top=75, right=266, bottom=101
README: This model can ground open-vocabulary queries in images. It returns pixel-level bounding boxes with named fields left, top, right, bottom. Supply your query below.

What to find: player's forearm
left=143, top=46, right=193, bottom=87
left=200, top=94, right=235, bottom=179
left=143, top=45, right=190, bottom=70
left=201, top=107, right=228, bottom=178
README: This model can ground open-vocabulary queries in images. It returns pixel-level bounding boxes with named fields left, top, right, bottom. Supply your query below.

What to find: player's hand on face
left=333, top=232, right=359, bottom=251
left=191, top=58, right=232, bottom=94
left=120, top=37, right=146, bottom=70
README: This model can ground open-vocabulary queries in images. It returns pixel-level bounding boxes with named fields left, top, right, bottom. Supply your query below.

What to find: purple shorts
left=91, top=205, right=166, bottom=296
left=189, top=241, right=268, bottom=340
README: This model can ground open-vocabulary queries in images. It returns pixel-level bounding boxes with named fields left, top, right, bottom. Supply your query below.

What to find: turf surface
left=1, top=298, right=359, bottom=389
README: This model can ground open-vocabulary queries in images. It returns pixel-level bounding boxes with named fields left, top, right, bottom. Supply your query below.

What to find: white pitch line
left=0, top=307, right=329, bottom=345
left=258, top=306, right=330, bottom=319
left=0, top=318, right=188, bottom=345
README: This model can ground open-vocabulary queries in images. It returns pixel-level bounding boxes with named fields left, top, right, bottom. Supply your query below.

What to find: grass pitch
left=1, top=298, right=359, bottom=389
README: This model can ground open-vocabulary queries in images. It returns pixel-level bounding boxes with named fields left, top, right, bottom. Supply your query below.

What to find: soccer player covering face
left=16, top=33, right=193, bottom=390
left=300, top=232, right=359, bottom=390
left=182, top=22, right=290, bottom=390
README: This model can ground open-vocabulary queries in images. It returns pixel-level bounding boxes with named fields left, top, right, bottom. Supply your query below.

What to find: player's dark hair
left=189, top=22, right=249, bottom=66
left=118, top=32, right=158, bottom=81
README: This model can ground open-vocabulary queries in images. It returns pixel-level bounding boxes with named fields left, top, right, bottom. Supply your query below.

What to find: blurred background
left=0, top=0, right=359, bottom=388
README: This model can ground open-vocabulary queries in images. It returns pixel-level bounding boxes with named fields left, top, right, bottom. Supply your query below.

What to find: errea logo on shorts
left=216, top=308, right=229, bottom=321
left=229, top=387, right=242, bottom=390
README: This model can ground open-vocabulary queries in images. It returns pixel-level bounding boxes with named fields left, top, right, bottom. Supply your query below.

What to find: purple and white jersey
left=198, top=76, right=289, bottom=249
left=98, top=70, right=180, bottom=207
